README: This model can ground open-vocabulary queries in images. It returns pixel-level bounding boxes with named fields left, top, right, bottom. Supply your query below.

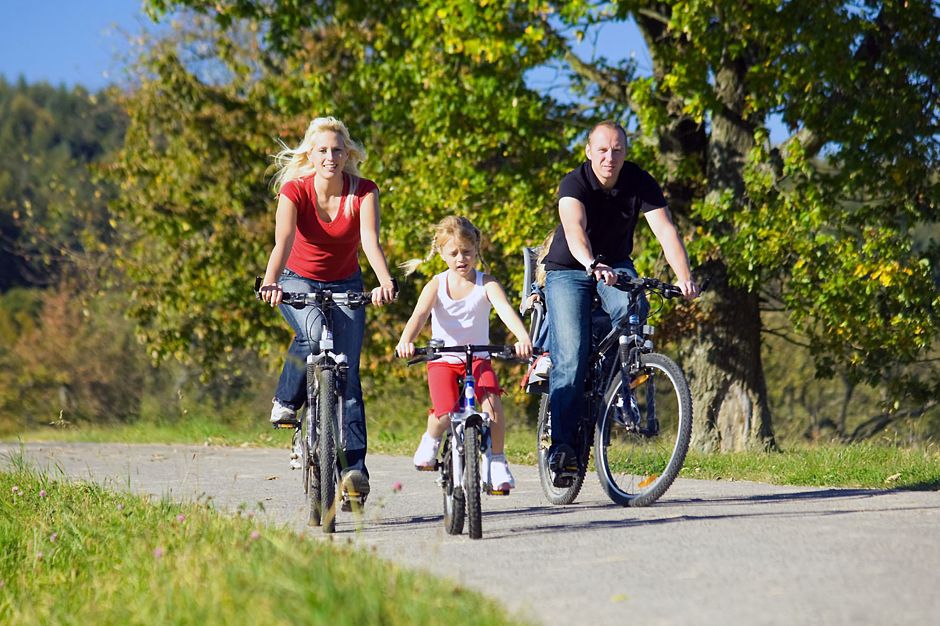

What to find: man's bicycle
left=405, top=342, right=518, bottom=540
left=522, top=265, right=693, bottom=507
left=255, top=277, right=374, bottom=533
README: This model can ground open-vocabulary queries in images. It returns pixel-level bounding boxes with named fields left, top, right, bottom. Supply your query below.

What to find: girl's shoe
left=413, top=432, right=441, bottom=470
left=484, top=453, right=515, bottom=492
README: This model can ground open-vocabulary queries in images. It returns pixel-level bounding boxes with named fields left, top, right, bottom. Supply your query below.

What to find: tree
left=120, top=1, right=939, bottom=447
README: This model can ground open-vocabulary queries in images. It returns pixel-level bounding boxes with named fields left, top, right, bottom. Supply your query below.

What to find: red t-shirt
left=279, top=174, right=378, bottom=281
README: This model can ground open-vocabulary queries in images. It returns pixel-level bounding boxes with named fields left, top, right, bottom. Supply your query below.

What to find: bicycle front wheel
left=464, top=424, right=483, bottom=540
left=441, top=437, right=465, bottom=535
left=304, top=418, right=321, bottom=527
left=318, top=368, right=338, bottom=533
left=594, top=352, right=692, bottom=507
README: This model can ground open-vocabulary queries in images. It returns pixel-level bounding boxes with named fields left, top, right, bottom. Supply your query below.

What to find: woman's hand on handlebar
left=395, top=340, right=415, bottom=359
left=514, top=338, right=533, bottom=360
left=676, top=278, right=700, bottom=300
left=259, top=281, right=283, bottom=307
left=371, top=279, right=397, bottom=306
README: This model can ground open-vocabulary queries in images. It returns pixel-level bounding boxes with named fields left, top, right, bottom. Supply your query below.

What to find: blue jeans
left=545, top=261, right=648, bottom=453
left=275, top=268, right=368, bottom=473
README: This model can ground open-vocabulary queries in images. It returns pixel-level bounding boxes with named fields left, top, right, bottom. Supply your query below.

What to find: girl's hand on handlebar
left=259, top=282, right=283, bottom=307
left=514, top=339, right=533, bottom=360
left=395, top=341, right=415, bottom=359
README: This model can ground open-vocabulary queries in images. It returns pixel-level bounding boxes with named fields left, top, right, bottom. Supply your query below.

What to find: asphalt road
left=3, top=442, right=938, bottom=625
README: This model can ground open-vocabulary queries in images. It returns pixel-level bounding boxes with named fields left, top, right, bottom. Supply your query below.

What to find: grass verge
left=0, top=461, right=526, bottom=625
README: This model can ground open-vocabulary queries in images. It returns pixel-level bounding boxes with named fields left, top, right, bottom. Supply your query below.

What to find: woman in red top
left=259, top=116, right=396, bottom=501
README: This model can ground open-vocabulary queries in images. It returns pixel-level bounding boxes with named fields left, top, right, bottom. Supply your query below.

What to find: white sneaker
left=484, top=453, right=515, bottom=490
left=412, top=432, right=441, bottom=469
left=289, top=430, right=303, bottom=470
left=270, top=399, right=298, bottom=424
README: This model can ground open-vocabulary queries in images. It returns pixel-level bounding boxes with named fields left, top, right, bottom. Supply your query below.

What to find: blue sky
left=0, top=0, right=150, bottom=90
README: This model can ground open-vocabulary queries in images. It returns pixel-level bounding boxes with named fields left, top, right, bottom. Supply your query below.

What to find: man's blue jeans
left=545, top=261, right=648, bottom=453
left=275, top=268, right=368, bottom=473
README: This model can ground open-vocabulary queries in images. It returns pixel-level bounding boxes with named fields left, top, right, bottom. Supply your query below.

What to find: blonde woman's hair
left=401, top=215, right=486, bottom=276
left=271, top=116, right=367, bottom=206
left=534, top=228, right=555, bottom=287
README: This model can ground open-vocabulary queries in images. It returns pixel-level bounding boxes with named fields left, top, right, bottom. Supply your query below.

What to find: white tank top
left=431, top=270, right=491, bottom=364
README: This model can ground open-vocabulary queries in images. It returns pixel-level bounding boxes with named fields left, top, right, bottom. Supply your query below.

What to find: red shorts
left=427, top=359, right=502, bottom=418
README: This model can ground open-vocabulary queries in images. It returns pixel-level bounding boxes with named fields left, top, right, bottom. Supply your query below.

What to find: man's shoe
left=270, top=400, right=299, bottom=426
left=412, top=432, right=441, bottom=470
left=548, top=444, right=579, bottom=487
left=340, top=470, right=370, bottom=512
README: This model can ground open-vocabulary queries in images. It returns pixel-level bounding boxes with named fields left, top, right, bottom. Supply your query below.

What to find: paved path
left=3, top=442, right=938, bottom=625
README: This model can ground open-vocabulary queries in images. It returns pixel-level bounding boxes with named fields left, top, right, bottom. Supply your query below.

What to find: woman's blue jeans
left=544, top=261, right=648, bottom=454
left=274, top=269, right=368, bottom=473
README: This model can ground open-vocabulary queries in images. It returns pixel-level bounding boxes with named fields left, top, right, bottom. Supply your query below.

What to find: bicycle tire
left=594, top=352, right=692, bottom=507
left=536, top=394, right=586, bottom=505
left=305, top=418, right=321, bottom=526
left=441, top=437, right=465, bottom=535
left=318, top=367, right=338, bottom=533
left=464, top=424, right=483, bottom=540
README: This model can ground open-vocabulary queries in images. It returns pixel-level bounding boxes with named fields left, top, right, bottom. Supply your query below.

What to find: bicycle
left=255, top=277, right=376, bottom=533
left=404, top=342, right=519, bottom=540
left=520, top=257, right=693, bottom=507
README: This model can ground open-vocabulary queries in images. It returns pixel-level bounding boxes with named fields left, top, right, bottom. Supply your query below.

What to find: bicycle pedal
left=414, top=462, right=439, bottom=472
left=487, top=488, right=510, bottom=496
left=271, top=420, right=300, bottom=430
left=340, top=493, right=367, bottom=513
left=552, top=470, right=578, bottom=488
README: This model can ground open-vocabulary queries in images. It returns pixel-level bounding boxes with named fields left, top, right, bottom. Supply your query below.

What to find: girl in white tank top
left=395, top=216, right=533, bottom=491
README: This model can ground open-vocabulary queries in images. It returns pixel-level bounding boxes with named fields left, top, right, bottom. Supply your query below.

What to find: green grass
left=0, top=461, right=527, bottom=626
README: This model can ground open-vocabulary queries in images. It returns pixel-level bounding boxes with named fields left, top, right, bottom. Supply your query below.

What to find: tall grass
left=0, top=462, right=527, bottom=625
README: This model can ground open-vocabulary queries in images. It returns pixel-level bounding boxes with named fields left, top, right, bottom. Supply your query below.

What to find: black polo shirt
left=543, top=160, right=667, bottom=271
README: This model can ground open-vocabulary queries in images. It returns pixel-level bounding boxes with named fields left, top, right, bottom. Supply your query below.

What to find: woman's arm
left=395, top=278, right=438, bottom=358
left=484, top=277, right=533, bottom=358
left=260, top=195, right=298, bottom=307
left=359, top=189, right=396, bottom=305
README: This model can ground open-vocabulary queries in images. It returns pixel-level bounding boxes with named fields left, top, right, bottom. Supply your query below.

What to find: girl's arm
left=483, top=276, right=533, bottom=358
left=395, top=278, right=439, bottom=358
left=359, top=189, right=397, bottom=306
left=260, top=195, right=298, bottom=307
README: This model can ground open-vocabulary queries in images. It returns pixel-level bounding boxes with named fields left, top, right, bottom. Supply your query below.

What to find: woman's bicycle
left=404, top=342, right=519, bottom=540
left=255, top=277, right=374, bottom=533
left=522, top=265, right=693, bottom=507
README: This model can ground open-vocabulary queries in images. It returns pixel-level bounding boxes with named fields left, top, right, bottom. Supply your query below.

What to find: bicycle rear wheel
left=318, top=368, right=338, bottom=533
left=464, top=424, right=483, bottom=540
left=594, top=352, right=692, bottom=507
left=536, top=394, right=586, bottom=505
left=441, top=437, right=466, bottom=535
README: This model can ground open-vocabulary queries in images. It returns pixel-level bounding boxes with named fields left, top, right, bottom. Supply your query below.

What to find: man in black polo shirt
left=543, top=120, right=699, bottom=484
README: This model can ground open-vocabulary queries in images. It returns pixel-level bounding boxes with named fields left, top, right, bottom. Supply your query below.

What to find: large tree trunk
left=684, top=263, right=777, bottom=451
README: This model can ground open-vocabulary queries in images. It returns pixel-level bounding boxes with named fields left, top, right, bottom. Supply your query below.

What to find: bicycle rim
left=441, top=437, right=465, bottom=535
left=594, top=352, right=692, bottom=507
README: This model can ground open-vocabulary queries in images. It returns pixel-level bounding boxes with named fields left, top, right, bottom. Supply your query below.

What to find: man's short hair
left=588, top=121, right=627, bottom=144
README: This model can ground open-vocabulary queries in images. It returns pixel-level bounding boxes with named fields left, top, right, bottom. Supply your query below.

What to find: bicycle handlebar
left=612, top=272, right=684, bottom=298
left=254, top=276, right=397, bottom=309
left=405, top=344, right=519, bottom=366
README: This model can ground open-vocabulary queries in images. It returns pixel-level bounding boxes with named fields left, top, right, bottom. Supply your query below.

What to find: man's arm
left=644, top=207, right=699, bottom=298
left=559, top=196, right=617, bottom=285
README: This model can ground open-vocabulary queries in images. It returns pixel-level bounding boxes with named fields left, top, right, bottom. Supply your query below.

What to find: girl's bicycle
left=523, top=266, right=693, bottom=507
left=255, top=277, right=374, bottom=533
left=405, top=342, right=519, bottom=540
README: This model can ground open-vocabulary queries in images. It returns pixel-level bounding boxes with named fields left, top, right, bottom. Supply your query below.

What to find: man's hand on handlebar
left=591, top=262, right=618, bottom=286
left=676, top=278, right=700, bottom=300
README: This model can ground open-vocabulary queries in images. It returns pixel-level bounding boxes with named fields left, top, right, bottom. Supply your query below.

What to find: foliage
left=116, top=1, right=939, bottom=434
left=0, top=466, right=524, bottom=625
left=0, top=77, right=125, bottom=289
